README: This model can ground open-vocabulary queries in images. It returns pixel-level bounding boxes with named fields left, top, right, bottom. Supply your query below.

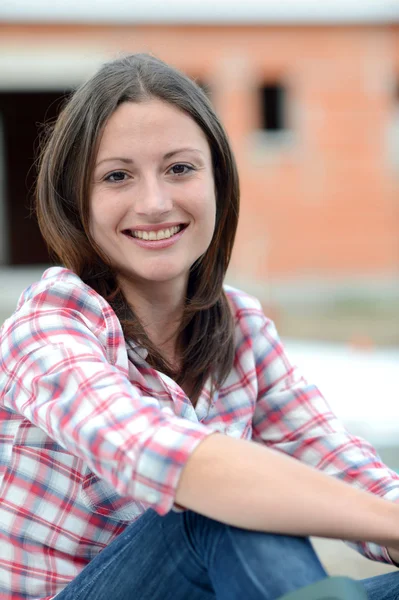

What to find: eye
left=104, top=171, right=128, bottom=183
left=169, top=164, right=194, bottom=176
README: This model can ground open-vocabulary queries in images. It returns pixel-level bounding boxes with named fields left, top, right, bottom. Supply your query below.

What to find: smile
left=122, top=223, right=188, bottom=248
left=127, top=224, right=183, bottom=241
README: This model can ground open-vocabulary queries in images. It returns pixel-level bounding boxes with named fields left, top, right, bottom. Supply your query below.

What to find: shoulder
left=223, top=284, right=263, bottom=313
left=1, top=267, right=123, bottom=353
left=223, top=284, right=272, bottom=337
left=14, top=267, right=114, bottom=328
left=16, top=266, right=103, bottom=311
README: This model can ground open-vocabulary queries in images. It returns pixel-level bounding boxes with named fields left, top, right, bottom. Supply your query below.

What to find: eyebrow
left=95, top=147, right=204, bottom=169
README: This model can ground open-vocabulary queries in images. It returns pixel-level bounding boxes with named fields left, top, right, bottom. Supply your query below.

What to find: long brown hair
left=36, top=53, right=240, bottom=401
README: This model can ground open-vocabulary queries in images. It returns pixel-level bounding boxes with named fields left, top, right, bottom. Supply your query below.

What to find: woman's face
left=90, top=99, right=216, bottom=298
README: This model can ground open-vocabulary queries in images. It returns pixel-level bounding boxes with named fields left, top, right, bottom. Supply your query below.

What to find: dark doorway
left=0, top=91, right=70, bottom=265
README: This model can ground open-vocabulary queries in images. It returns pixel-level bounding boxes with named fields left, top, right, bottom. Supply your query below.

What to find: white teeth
left=132, top=225, right=181, bottom=240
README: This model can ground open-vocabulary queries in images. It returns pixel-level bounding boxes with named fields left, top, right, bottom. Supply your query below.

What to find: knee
left=228, top=527, right=322, bottom=570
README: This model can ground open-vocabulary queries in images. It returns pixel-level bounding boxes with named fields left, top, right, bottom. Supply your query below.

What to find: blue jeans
left=56, top=509, right=399, bottom=600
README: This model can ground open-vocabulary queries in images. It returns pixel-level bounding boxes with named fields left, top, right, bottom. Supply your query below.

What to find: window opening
left=260, top=83, right=286, bottom=131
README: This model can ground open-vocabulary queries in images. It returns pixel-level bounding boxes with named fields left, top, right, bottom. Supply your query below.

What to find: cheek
left=208, top=207, right=216, bottom=238
left=207, top=191, right=217, bottom=232
left=199, top=181, right=216, bottom=221
left=88, top=209, right=103, bottom=244
left=89, top=193, right=102, bottom=229
left=89, top=194, right=116, bottom=235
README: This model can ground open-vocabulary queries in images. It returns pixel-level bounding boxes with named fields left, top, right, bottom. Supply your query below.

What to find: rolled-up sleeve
left=251, top=314, right=399, bottom=565
left=0, top=276, right=212, bottom=516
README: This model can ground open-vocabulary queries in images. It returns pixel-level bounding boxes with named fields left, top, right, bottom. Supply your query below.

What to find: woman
left=0, top=53, right=398, bottom=600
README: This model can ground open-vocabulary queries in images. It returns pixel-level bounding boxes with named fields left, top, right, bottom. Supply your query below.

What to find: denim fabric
left=55, top=509, right=399, bottom=600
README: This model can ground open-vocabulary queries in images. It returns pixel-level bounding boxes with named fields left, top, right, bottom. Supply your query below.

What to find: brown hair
left=36, top=53, right=240, bottom=401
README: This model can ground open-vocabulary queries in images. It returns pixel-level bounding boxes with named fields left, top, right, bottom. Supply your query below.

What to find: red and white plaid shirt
left=0, top=267, right=398, bottom=599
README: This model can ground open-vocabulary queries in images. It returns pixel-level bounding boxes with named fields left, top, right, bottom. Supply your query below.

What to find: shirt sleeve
left=251, top=315, right=399, bottom=565
left=0, top=279, right=212, bottom=516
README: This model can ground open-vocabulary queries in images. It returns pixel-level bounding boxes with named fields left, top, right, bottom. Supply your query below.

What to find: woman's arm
left=176, top=433, right=399, bottom=549
left=0, top=273, right=213, bottom=515
left=245, top=311, right=399, bottom=563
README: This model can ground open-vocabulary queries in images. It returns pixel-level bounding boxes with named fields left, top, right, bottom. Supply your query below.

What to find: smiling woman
left=1, top=54, right=399, bottom=600
left=35, top=55, right=237, bottom=400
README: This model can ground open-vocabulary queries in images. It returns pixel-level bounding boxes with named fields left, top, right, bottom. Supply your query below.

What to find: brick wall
left=1, top=23, right=398, bottom=287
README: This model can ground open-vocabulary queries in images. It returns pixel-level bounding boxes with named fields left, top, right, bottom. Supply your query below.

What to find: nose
left=134, top=175, right=173, bottom=218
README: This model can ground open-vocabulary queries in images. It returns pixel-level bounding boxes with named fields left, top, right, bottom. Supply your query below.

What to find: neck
left=117, top=275, right=187, bottom=363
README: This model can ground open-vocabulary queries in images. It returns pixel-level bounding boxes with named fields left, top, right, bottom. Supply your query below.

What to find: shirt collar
left=128, top=340, right=149, bottom=360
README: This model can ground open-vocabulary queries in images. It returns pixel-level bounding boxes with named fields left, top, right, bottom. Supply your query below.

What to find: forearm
left=176, top=434, right=399, bottom=547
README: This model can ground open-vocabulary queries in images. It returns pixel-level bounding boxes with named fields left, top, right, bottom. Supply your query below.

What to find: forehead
left=96, top=99, right=211, bottom=159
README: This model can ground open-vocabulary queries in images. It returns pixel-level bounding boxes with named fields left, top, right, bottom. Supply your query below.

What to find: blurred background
left=0, top=0, right=398, bottom=579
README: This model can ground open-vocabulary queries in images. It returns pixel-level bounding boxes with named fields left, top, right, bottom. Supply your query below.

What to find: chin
left=140, top=262, right=191, bottom=283
left=146, top=271, right=185, bottom=284
left=127, top=267, right=187, bottom=285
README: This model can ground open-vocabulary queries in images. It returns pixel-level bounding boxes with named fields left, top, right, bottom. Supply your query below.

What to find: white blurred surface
left=285, top=340, right=399, bottom=448
left=1, top=0, right=398, bottom=24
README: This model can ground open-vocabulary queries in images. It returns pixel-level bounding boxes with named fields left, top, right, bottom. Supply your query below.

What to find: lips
left=122, top=223, right=188, bottom=242
left=121, top=222, right=189, bottom=250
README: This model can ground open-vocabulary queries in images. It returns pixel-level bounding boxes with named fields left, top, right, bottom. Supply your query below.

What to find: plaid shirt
left=0, top=267, right=398, bottom=599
